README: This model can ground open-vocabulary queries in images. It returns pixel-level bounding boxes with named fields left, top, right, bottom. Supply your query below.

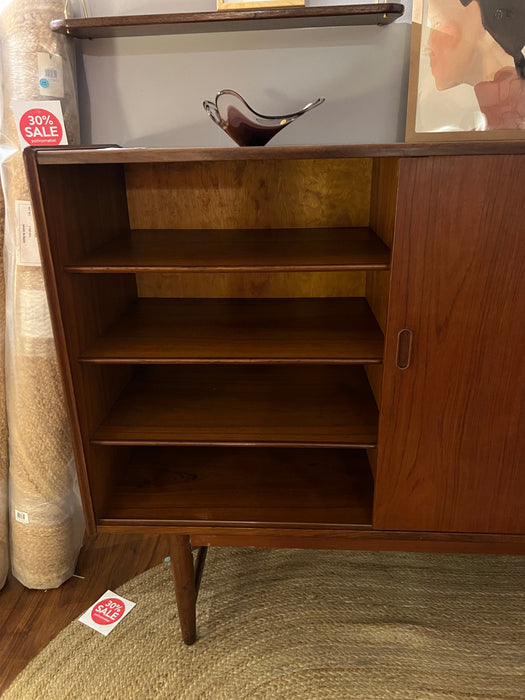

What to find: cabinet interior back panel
left=127, top=158, right=373, bottom=299
left=136, top=271, right=367, bottom=299
left=124, top=159, right=373, bottom=229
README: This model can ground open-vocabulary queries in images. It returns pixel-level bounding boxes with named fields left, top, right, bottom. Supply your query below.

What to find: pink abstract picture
left=406, top=0, right=525, bottom=140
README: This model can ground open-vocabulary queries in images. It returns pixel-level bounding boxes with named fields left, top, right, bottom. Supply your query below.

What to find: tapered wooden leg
left=171, top=535, right=197, bottom=645
left=194, top=545, right=208, bottom=596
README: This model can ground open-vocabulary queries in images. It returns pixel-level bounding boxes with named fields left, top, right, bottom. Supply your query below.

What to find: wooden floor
left=0, top=533, right=172, bottom=695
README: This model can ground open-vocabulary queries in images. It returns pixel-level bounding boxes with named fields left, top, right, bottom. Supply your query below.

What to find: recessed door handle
left=396, top=329, right=413, bottom=370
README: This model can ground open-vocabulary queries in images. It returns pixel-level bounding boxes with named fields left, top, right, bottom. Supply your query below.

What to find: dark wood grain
left=194, top=547, right=208, bottom=597
left=31, top=143, right=525, bottom=166
left=170, top=535, right=197, bottom=645
left=92, top=365, right=379, bottom=447
left=69, top=156, right=377, bottom=322
left=126, top=160, right=372, bottom=231
left=188, top=530, right=525, bottom=554
left=0, top=533, right=172, bottom=695
left=367, top=157, right=397, bottom=331
left=50, top=5, right=404, bottom=38
left=374, top=155, right=525, bottom=535
left=369, top=157, right=398, bottom=250
left=97, top=447, right=374, bottom=528
left=365, top=157, right=399, bottom=410
left=68, top=228, right=390, bottom=273
left=79, top=298, right=384, bottom=364
left=135, top=270, right=367, bottom=300
left=23, top=153, right=134, bottom=533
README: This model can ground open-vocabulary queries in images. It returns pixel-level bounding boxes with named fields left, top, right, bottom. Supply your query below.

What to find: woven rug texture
left=4, top=548, right=525, bottom=699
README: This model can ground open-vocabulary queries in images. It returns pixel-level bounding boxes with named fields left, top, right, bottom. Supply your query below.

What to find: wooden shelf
left=99, top=447, right=374, bottom=528
left=92, top=365, right=379, bottom=447
left=51, top=5, right=404, bottom=39
left=80, top=297, right=384, bottom=364
left=67, top=227, right=391, bottom=273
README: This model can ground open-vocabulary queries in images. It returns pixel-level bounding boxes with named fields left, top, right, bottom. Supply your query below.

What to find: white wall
left=73, top=1, right=413, bottom=147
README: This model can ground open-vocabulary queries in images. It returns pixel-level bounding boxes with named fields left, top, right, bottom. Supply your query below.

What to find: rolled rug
left=0, top=182, right=8, bottom=590
left=0, top=0, right=84, bottom=589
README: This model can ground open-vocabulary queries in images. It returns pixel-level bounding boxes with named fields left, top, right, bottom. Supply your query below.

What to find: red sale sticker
left=78, top=590, right=136, bottom=636
left=19, top=108, right=63, bottom=146
left=91, top=598, right=126, bottom=625
left=12, top=100, right=68, bottom=149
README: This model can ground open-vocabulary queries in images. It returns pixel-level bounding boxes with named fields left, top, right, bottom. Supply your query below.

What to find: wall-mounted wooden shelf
left=50, top=4, right=405, bottom=39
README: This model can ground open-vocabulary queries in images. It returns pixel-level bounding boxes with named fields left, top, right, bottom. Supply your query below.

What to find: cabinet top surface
left=27, top=142, right=525, bottom=165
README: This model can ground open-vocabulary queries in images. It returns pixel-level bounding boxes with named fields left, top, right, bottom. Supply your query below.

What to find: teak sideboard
left=25, top=143, right=525, bottom=644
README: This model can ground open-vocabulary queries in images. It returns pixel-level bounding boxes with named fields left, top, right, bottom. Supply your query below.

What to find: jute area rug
left=4, top=548, right=524, bottom=700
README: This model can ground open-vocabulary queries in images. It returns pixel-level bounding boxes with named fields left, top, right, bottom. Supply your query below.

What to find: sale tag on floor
left=11, top=100, right=68, bottom=148
left=78, top=590, right=136, bottom=637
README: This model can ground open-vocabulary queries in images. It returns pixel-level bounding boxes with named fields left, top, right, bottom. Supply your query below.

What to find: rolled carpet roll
left=0, top=182, right=8, bottom=590
left=0, top=0, right=84, bottom=589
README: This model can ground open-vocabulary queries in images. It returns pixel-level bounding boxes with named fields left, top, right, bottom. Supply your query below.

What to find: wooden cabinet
left=25, top=143, right=525, bottom=641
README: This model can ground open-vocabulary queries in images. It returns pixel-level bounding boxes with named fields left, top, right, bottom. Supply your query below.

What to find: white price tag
left=15, top=200, right=41, bottom=266
left=37, top=53, right=64, bottom=98
left=15, top=510, right=29, bottom=524
left=78, top=590, right=136, bottom=637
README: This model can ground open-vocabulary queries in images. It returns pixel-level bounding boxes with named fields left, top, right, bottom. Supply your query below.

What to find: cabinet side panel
left=367, top=157, right=398, bottom=332
left=39, top=164, right=131, bottom=262
left=369, top=157, right=398, bottom=249
left=365, top=158, right=399, bottom=484
left=365, top=158, right=399, bottom=408
left=28, top=161, right=135, bottom=532
left=374, top=155, right=525, bottom=535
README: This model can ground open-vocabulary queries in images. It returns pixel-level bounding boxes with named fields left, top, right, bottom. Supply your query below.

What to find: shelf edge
left=51, top=5, right=405, bottom=38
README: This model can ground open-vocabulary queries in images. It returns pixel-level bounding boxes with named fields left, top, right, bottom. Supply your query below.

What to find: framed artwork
left=406, top=0, right=525, bottom=141
left=217, top=0, right=304, bottom=10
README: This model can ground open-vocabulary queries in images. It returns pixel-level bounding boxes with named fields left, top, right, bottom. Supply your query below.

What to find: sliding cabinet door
left=374, top=155, right=525, bottom=534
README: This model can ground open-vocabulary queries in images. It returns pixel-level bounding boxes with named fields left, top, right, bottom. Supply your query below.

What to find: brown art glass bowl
left=203, top=89, right=325, bottom=147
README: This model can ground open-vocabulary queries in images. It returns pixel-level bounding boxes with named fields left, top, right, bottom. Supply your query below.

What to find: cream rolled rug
left=3, top=548, right=525, bottom=700
left=0, top=184, right=8, bottom=590
left=0, top=0, right=83, bottom=589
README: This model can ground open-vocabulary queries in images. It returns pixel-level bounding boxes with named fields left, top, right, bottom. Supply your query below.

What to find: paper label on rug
left=15, top=200, right=40, bottom=266
left=37, top=53, right=64, bottom=98
left=15, top=510, right=29, bottom=524
left=78, top=590, right=136, bottom=637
